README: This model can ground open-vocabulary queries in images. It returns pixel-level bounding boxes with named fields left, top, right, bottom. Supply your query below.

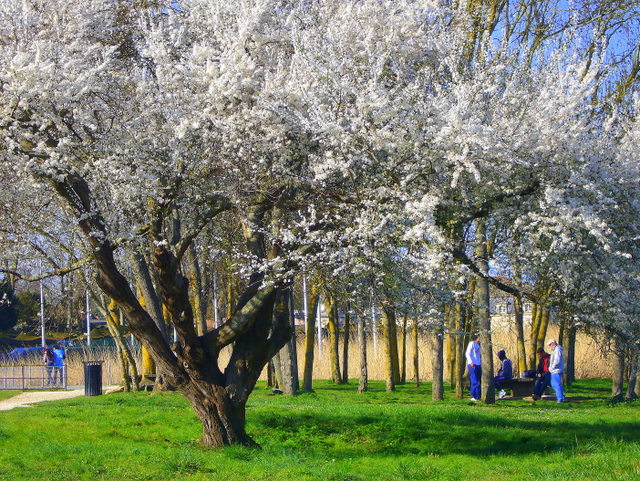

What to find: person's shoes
left=498, top=390, right=507, bottom=399
left=557, top=399, right=566, bottom=403
left=531, top=394, right=539, bottom=401
left=470, top=397, right=478, bottom=402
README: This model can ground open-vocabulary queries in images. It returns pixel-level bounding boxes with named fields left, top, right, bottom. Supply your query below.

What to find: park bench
left=498, top=378, right=535, bottom=398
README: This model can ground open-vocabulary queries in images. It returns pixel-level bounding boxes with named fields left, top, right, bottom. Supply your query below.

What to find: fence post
left=21, top=365, right=25, bottom=390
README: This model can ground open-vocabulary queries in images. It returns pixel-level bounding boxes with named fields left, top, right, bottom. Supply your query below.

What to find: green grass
left=0, top=391, right=20, bottom=402
left=0, top=379, right=638, bottom=481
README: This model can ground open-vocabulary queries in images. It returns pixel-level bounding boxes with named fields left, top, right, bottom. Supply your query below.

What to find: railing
left=0, top=364, right=67, bottom=390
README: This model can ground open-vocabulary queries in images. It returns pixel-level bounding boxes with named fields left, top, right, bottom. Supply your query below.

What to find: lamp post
left=86, top=290, right=91, bottom=347
left=39, top=260, right=45, bottom=348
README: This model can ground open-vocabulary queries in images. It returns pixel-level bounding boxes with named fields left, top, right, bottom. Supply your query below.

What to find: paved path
left=0, top=389, right=84, bottom=411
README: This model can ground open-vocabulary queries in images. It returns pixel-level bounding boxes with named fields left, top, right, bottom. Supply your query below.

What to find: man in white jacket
left=548, top=339, right=566, bottom=403
left=466, top=334, right=482, bottom=401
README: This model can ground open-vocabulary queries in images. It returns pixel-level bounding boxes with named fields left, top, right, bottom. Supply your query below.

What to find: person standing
left=532, top=348, right=550, bottom=401
left=494, top=350, right=513, bottom=399
left=547, top=339, right=566, bottom=403
left=466, top=334, right=482, bottom=401
left=43, top=346, right=55, bottom=385
left=52, top=344, right=66, bottom=385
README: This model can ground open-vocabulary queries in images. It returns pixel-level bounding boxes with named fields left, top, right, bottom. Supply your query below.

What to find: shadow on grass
left=252, top=406, right=640, bottom=458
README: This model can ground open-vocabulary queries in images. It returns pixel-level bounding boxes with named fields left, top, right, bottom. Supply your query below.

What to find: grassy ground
left=0, top=391, right=20, bottom=402
left=0, top=379, right=638, bottom=481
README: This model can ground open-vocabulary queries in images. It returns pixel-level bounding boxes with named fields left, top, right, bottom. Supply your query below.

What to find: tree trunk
left=342, top=304, right=351, bottom=383
left=324, top=294, right=342, bottom=384
left=431, top=324, right=444, bottom=401
left=626, top=349, right=638, bottom=400
left=475, top=219, right=495, bottom=404
left=400, top=315, right=407, bottom=384
left=272, top=288, right=298, bottom=395
left=413, top=318, right=419, bottom=387
left=528, top=301, right=540, bottom=370
left=444, top=305, right=454, bottom=388
left=564, top=324, right=577, bottom=384
left=186, top=243, right=207, bottom=336
left=184, top=384, right=256, bottom=448
left=357, top=309, right=368, bottom=393
left=302, top=284, right=319, bottom=393
left=514, top=294, right=527, bottom=376
left=612, top=340, right=625, bottom=397
left=535, top=306, right=550, bottom=353
left=381, top=304, right=399, bottom=391
left=454, top=301, right=465, bottom=399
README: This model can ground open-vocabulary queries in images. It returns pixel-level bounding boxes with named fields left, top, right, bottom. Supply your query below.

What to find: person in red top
left=532, top=348, right=551, bottom=400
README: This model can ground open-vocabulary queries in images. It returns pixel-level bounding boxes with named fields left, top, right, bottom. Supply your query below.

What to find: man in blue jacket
left=52, top=344, right=66, bottom=385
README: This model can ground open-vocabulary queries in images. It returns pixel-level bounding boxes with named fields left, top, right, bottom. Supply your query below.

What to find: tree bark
left=513, top=294, right=527, bottom=376
left=381, top=304, right=399, bottom=391
left=612, top=340, right=625, bottom=397
left=626, top=349, right=638, bottom=400
left=412, top=318, right=419, bottom=387
left=272, top=288, right=298, bottom=395
left=342, top=303, right=351, bottom=383
left=453, top=301, right=465, bottom=399
left=302, top=284, right=319, bottom=393
left=431, top=324, right=444, bottom=401
left=400, top=315, right=407, bottom=384
left=564, top=324, right=577, bottom=384
left=324, top=293, right=342, bottom=384
left=475, top=219, right=495, bottom=404
left=186, top=242, right=207, bottom=336
left=357, top=309, right=368, bottom=393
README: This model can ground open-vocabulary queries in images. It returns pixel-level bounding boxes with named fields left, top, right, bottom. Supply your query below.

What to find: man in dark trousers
left=495, top=350, right=513, bottom=399
left=532, top=348, right=551, bottom=401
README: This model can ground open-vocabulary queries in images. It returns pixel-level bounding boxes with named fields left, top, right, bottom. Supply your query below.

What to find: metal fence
left=0, top=365, right=68, bottom=390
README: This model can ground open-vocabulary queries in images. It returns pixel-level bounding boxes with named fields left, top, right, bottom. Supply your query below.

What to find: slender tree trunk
left=612, top=340, right=625, bottom=397
left=130, top=249, right=166, bottom=338
left=381, top=305, right=396, bottom=392
left=104, top=298, right=140, bottom=391
left=475, top=219, right=495, bottom=404
left=514, top=294, right=527, bottom=376
left=272, top=288, right=298, bottom=395
left=564, top=324, right=577, bottom=384
left=186, top=243, right=207, bottom=336
left=528, top=301, right=540, bottom=370
left=444, top=305, right=454, bottom=388
left=413, top=318, right=419, bottom=387
left=454, top=301, right=465, bottom=399
left=400, top=315, right=407, bottom=384
left=431, top=324, right=444, bottom=401
left=535, top=306, right=550, bottom=353
left=342, top=303, right=351, bottom=383
left=324, top=294, right=342, bottom=384
left=302, top=284, right=319, bottom=393
left=558, top=316, right=566, bottom=347
left=626, top=349, right=638, bottom=400
left=357, top=309, right=368, bottom=393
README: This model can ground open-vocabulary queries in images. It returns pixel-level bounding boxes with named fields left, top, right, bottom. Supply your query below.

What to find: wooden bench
left=498, top=378, right=535, bottom=398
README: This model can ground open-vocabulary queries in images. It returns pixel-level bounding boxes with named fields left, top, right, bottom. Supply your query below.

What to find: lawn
left=0, top=391, right=20, bottom=402
left=0, top=379, right=638, bottom=481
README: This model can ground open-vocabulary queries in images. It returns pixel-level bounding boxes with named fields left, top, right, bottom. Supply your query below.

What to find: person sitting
left=532, top=348, right=551, bottom=401
left=495, top=350, right=513, bottom=399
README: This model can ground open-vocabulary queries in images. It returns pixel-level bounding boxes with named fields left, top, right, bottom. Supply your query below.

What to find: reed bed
left=0, top=326, right=613, bottom=389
